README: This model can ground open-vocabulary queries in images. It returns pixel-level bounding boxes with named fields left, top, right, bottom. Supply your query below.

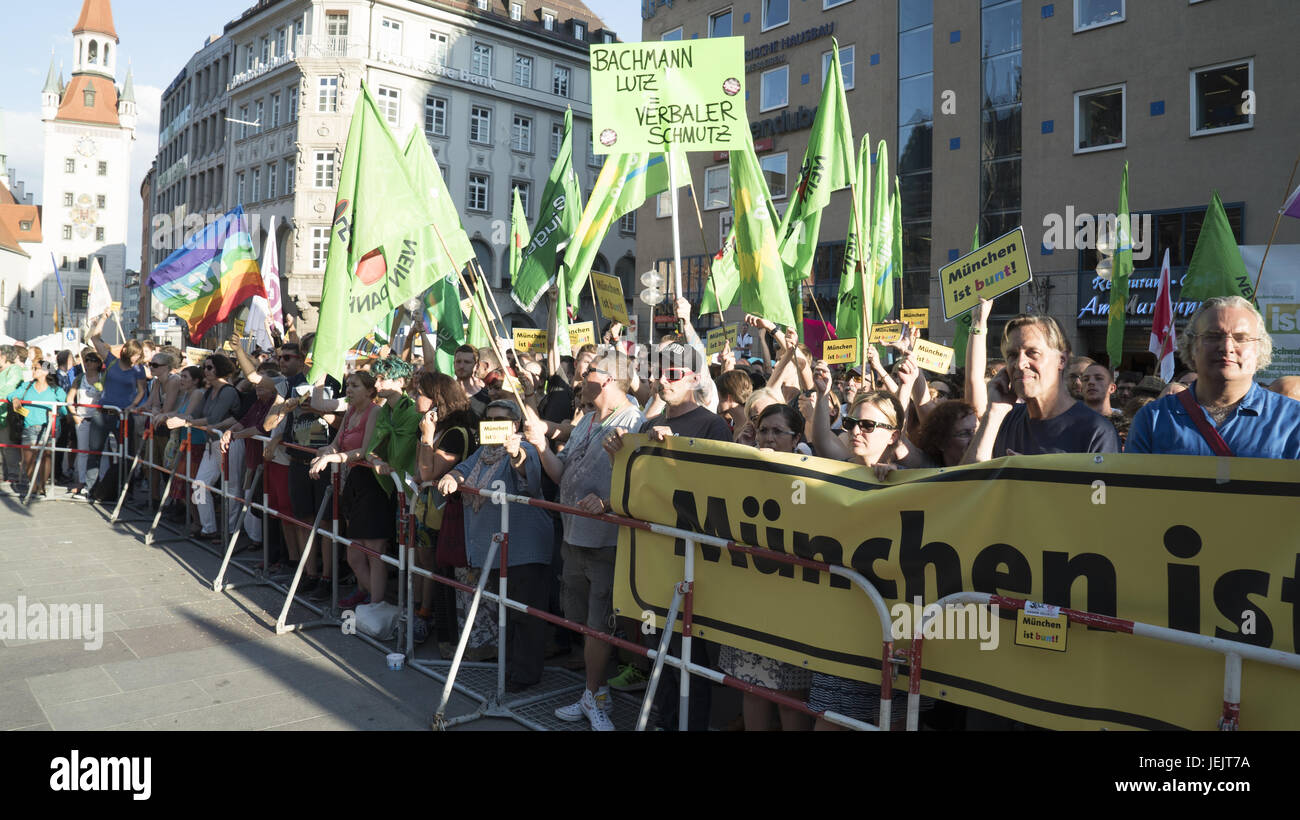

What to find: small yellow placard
left=233, top=318, right=246, bottom=337
left=705, top=325, right=738, bottom=355
left=568, top=321, right=596, bottom=348
left=821, top=338, right=858, bottom=365
left=478, top=420, right=514, bottom=445
left=939, top=226, right=1032, bottom=320
left=868, top=323, right=904, bottom=344
left=913, top=339, right=955, bottom=374
left=110, top=301, right=122, bottom=313
left=592, top=272, right=630, bottom=325
left=513, top=328, right=549, bottom=354
left=900, top=308, right=929, bottom=329
left=1015, top=607, right=1068, bottom=652
left=185, top=346, right=210, bottom=367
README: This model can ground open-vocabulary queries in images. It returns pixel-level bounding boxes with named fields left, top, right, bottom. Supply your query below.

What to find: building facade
left=149, top=0, right=631, bottom=341
left=634, top=0, right=1300, bottom=369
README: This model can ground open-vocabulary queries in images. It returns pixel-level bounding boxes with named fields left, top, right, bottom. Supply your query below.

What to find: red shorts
left=265, top=462, right=292, bottom=520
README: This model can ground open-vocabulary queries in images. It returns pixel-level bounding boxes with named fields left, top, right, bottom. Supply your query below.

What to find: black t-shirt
left=469, top=387, right=492, bottom=420
left=537, top=374, right=575, bottom=424
left=993, top=400, right=1121, bottom=457
left=640, top=404, right=734, bottom=443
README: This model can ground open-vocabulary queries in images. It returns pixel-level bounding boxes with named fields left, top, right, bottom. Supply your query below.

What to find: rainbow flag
left=147, top=206, right=265, bottom=343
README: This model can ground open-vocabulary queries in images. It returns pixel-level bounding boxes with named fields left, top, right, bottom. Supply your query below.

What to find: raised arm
left=961, top=368, right=1014, bottom=464
left=88, top=312, right=112, bottom=361
left=964, top=297, right=993, bottom=419
left=811, top=365, right=852, bottom=461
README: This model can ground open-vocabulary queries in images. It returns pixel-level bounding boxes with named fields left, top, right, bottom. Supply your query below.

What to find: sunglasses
left=278, top=353, right=301, bottom=360
left=658, top=367, right=694, bottom=383
left=203, top=365, right=215, bottom=371
left=842, top=417, right=896, bottom=435
left=150, top=361, right=168, bottom=367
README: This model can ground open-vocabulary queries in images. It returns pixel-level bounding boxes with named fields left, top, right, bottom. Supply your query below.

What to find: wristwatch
left=970, top=327, right=984, bottom=335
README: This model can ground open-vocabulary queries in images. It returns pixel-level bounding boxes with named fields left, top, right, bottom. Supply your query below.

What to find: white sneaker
left=580, top=689, right=616, bottom=732
left=554, top=687, right=614, bottom=722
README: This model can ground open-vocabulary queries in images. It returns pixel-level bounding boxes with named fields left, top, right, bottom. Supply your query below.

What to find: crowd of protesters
left=2, top=287, right=1296, bottom=731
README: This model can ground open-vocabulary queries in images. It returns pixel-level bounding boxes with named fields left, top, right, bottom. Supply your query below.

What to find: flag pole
left=683, top=173, right=727, bottom=328
left=1252, top=147, right=1300, bottom=300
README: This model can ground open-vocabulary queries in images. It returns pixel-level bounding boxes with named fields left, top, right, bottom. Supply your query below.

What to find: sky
left=1, top=1, right=643, bottom=269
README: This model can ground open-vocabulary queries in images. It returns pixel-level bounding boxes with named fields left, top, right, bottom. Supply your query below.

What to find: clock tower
left=35, top=0, right=135, bottom=339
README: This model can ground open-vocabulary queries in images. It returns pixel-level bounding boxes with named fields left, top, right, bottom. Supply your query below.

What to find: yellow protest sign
left=1016, top=607, right=1069, bottom=652
left=184, top=347, right=210, bottom=367
left=940, top=226, right=1032, bottom=320
left=110, top=301, right=122, bottom=313
left=705, top=325, right=738, bottom=356
left=901, top=308, right=929, bottom=329
left=478, top=420, right=514, bottom=446
left=568, top=321, right=596, bottom=349
left=512, top=328, right=548, bottom=354
left=233, top=318, right=246, bottom=337
left=913, top=339, right=955, bottom=374
left=868, top=323, right=903, bottom=344
left=611, top=436, right=1300, bottom=730
left=592, top=272, right=630, bottom=324
left=821, top=338, right=858, bottom=365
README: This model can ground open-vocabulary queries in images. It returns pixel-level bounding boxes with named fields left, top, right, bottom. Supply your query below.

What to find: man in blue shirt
left=1127, top=296, right=1300, bottom=459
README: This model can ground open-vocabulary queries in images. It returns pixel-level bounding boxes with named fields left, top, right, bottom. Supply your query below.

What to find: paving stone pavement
left=0, top=492, right=532, bottom=731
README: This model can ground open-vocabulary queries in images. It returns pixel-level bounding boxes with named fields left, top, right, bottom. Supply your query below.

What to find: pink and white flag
left=1148, top=248, right=1177, bottom=383
left=247, top=215, right=285, bottom=350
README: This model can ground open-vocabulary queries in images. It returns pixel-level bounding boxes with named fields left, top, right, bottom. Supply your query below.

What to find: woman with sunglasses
left=141, top=350, right=183, bottom=507
left=717, top=402, right=815, bottom=730
left=7, top=360, right=67, bottom=495
left=162, top=354, right=241, bottom=539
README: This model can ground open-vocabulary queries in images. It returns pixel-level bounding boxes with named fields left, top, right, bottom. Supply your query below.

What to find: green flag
left=1106, top=162, right=1133, bottom=369
left=835, top=134, right=872, bottom=369
left=308, top=83, right=444, bottom=383
left=1181, top=190, right=1253, bottom=302
left=701, top=222, right=739, bottom=314
left=732, top=130, right=797, bottom=329
left=562, top=150, right=687, bottom=307
left=467, top=272, right=493, bottom=350
left=509, top=188, right=531, bottom=288
left=403, top=128, right=472, bottom=376
left=952, top=225, right=981, bottom=365
left=869, top=141, right=895, bottom=324
left=512, top=107, right=582, bottom=312
left=889, top=177, right=903, bottom=312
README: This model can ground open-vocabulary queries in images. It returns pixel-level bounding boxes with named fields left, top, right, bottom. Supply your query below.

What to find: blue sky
left=1, top=1, right=642, bottom=267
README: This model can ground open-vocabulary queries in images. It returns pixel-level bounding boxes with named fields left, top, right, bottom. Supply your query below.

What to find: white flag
left=247, top=216, right=285, bottom=350
left=87, top=258, right=113, bottom=319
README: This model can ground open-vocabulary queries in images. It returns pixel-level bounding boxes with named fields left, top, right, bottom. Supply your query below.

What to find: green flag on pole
left=732, top=129, right=797, bottom=329
left=1106, top=162, right=1133, bottom=369
left=700, top=222, right=739, bottom=314
left=562, top=151, right=687, bottom=307
left=467, top=272, right=494, bottom=350
left=890, top=177, right=903, bottom=313
left=1181, top=190, right=1253, bottom=302
left=308, top=83, right=445, bottom=384
left=869, top=141, right=895, bottom=324
left=952, top=225, right=981, bottom=365
left=835, top=133, right=872, bottom=369
left=511, top=107, right=583, bottom=312
left=402, top=128, right=471, bottom=376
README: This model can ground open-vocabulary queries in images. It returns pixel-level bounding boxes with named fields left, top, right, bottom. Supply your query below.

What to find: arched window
left=78, top=42, right=83, bottom=66
left=467, top=238, right=494, bottom=286
left=103, top=43, right=111, bottom=66
left=88, top=40, right=98, bottom=64
left=614, top=256, right=636, bottom=293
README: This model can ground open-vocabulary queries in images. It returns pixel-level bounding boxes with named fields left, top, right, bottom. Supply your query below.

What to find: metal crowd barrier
left=1, top=400, right=128, bottom=505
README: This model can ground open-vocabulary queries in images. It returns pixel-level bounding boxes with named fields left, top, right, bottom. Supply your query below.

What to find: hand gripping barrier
left=0, top=400, right=127, bottom=505
left=904, top=592, right=1300, bottom=732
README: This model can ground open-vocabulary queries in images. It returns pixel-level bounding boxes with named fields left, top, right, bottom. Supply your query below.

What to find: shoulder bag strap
left=1175, top=388, right=1234, bottom=457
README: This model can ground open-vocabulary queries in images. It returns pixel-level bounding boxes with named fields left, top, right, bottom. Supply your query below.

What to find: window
left=709, top=9, right=732, bottom=38
left=84, top=87, right=96, bottom=107
left=619, top=211, right=636, bottom=234
left=703, top=165, right=729, bottom=209
left=96, top=195, right=106, bottom=209
left=550, top=122, right=564, bottom=158
left=472, top=42, right=493, bottom=76
left=514, top=54, right=533, bottom=87
left=760, top=65, right=788, bottom=112
left=326, top=11, right=349, bottom=37
left=824, top=0, right=854, bottom=7
left=245, top=45, right=255, bottom=72
left=553, top=65, right=571, bottom=97
left=78, top=257, right=88, bottom=271
left=314, top=151, right=336, bottom=188
left=65, top=158, right=76, bottom=174
left=254, top=99, right=264, bottom=133
left=574, top=22, right=586, bottom=40
left=377, top=86, right=400, bottom=126
left=470, top=106, right=492, bottom=143
left=510, top=3, right=523, bottom=21
left=268, top=163, right=278, bottom=198
left=823, top=45, right=856, bottom=90
left=289, top=87, right=298, bottom=121
left=656, top=190, right=673, bottom=218
left=285, top=161, right=295, bottom=195
left=63, top=225, right=73, bottom=240
left=762, top=0, right=789, bottom=31
left=276, top=27, right=287, bottom=58
left=1075, top=0, right=1124, bottom=31
left=318, top=77, right=339, bottom=112
left=543, top=11, right=556, bottom=30
left=252, top=167, right=261, bottom=201
left=425, top=95, right=448, bottom=136
left=511, top=180, right=530, bottom=215
left=19, top=221, right=31, bottom=231
left=236, top=172, right=245, bottom=203
left=662, top=27, right=683, bottom=40
left=467, top=173, right=490, bottom=212
left=261, top=35, right=270, bottom=64
left=430, top=31, right=448, bottom=64
left=760, top=152, right=788, bottom=199
left=270, top=93, right=281, bottom=128
left=1074, top=83, right=1125, bottom=152
left=63, top=192, right=74, bottom=207
left=98, top=161, right=108, bottom=176
left=95, top=227, right=105, bottom=242
left=476, top=0, right=489, bottom=9
left=512, top=115, right=533, bottom=152
left=1191, top=59, right=1253, bottom=136
left=239, top=104, right=250, bottom=139
left=312, top=227, right=330, bottom=270
left=380, top=17, right=402, bottom=52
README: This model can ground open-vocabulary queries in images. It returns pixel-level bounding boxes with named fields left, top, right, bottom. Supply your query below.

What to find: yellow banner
left=592, top=272, right=630, bottom=324
left=611, top=436, right=1300, bottom=730
left=940, top=227, right=1032, bottom=320
left=513, top=328, right=548, bottom=354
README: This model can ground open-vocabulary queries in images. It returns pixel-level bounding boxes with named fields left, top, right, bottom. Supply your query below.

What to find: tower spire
left=73, top=0, right=118, bottom=41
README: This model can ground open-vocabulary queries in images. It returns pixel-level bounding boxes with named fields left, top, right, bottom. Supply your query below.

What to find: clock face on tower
left=75, top=136, right=99, bottom=157
left=70, top=194, right=98, bottom=239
